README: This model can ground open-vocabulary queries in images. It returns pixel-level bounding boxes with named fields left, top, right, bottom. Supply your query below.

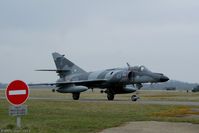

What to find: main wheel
left=131, top=95, right=139, bottom=101
left=107, top=93, right=114, bottom=101
left=72, top=93, right=80, bottom=100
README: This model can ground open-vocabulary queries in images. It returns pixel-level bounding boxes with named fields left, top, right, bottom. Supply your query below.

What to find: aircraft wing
left=28, top=83, right=56, bottom=86
left=29, top=79, right=107, bottom=87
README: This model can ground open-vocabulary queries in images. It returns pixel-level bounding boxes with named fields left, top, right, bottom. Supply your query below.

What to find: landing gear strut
left=72, top=93, right=80, bottom=100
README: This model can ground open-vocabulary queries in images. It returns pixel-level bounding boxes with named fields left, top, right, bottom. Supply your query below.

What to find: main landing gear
left=107, top=93, right=114, bottom=101
left=101, top=89, right=115, bottom=101
left=104, top=89, right=139, bottom=101
left=72, top=93, right=80, bottom=100
left=131, top=95, right=139, bottom=101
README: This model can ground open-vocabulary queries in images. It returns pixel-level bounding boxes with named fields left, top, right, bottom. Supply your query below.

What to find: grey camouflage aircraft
left=32, top=52, right=169, bottom=101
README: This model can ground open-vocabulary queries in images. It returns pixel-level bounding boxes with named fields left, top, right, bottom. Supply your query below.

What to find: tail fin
left=52, top=52, right=86, bottom=78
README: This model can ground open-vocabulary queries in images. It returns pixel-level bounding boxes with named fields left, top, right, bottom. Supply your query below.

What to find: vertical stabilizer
left=52, top=52, right=86, bottom=78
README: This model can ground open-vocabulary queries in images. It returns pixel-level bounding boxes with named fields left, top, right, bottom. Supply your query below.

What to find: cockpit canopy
left=132, top=65, right=152, bottom=73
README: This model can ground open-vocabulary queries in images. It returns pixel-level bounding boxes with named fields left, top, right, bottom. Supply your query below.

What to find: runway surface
left=30, top=97, right=199, bottom=106
left=1, top=96, right=199, bottom=106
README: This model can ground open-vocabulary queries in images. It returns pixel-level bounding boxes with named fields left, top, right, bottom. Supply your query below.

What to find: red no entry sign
left=6, top=80, right=29, bottom=106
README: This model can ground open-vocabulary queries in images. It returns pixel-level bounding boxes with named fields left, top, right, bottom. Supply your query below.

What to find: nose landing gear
left=131, top=95, right=139, bottom=101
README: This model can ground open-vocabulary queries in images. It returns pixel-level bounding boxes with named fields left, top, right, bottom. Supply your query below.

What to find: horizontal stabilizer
left=36, top=69, right=70, bottom=73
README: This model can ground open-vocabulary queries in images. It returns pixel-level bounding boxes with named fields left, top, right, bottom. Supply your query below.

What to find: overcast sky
left=0, top=0, right=198, bottom=83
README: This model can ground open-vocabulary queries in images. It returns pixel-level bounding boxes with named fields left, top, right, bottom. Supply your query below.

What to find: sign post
left=6, top=80, right=29, bottom=128
left=17, top=116, right=21, bottom=128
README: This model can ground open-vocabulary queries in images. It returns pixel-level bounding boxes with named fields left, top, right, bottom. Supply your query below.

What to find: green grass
left=0, top=99, right=199, bottom=133
left=1, top=89, right=199, bottom=133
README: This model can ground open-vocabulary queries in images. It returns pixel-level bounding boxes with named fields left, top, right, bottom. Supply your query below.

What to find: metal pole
left=16, top=116, right=21, bottom=128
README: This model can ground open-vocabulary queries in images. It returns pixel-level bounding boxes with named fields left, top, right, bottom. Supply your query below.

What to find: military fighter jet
left=31, top=52, right=169, bottom=101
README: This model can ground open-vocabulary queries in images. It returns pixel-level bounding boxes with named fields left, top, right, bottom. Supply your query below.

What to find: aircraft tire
left=131, top=95, right=139, bottom=101
left=107, top=93, right=114, bottom=101
left=72, top=93, right=80, bottom=100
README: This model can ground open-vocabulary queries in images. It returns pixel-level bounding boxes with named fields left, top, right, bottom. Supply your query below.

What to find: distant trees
left=143, top=80, right=198, bottom=90
left=0, top=82, right=7, bottom=88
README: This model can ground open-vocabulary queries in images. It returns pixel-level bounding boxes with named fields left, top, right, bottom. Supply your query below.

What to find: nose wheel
left=131, top=95, right=139, bottom=101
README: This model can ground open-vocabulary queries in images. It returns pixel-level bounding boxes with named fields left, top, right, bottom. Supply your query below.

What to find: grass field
left=0, top=89, right=199, bottom=133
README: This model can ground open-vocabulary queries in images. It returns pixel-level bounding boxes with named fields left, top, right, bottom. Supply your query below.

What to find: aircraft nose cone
left=160, top=75, right=169, bottom=82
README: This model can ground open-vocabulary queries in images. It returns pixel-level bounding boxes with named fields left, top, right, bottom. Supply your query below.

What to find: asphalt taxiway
left=1, top=96, right=199, bottom=106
